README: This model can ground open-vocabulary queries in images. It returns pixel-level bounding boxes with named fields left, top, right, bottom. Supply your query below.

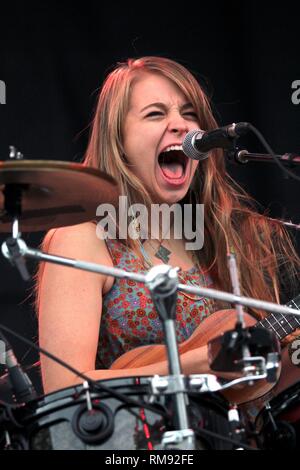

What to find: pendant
left=155, top=245, right=171, bottom=263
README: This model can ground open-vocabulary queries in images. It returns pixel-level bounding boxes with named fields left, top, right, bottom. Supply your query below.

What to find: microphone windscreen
left=182, top=129, right=209, bottom=161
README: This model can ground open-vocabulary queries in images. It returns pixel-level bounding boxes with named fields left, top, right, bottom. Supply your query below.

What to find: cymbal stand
left=208, top=252, right=280, bottom=386
left=1, top=147, right=30, bottom=281
left=227, top=251, right=256, bottom=381
left=145, top=265, right=195, bottom=450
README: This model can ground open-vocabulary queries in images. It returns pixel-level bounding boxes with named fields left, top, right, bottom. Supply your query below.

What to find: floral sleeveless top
left=96, top=239, right=216, bottom=369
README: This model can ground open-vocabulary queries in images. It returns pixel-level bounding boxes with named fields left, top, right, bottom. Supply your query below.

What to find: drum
left=0, top=376, right=233, bottom=450
left=256, top=381, right=300, bottom=450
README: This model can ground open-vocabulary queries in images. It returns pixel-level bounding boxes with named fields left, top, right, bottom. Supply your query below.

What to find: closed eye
left=146, top=111, right=198, bottom=119
left=183, top=112, right=198, bottom=119
left=145, top=111, right=164, bottom=117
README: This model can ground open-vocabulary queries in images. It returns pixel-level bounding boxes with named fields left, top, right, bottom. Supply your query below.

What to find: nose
left=167, top=111, right=189, bottom=135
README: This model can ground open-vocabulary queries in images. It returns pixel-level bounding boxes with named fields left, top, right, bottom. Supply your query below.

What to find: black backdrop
left=0, top=1, right=299, bottom=379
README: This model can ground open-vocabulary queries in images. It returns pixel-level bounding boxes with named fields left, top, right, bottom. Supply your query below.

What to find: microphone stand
left=208, top=252, right=279, bottom=379
left=227, top=149, right=300, bottom=167
left=0, top=330, right=37, bottom=404
left=145, top=265, right=195, bottom=450
left=2, top=236, right=300, bottom=319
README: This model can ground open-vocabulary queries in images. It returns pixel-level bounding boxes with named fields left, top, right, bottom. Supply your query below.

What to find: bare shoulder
left=43, top=221, right=108, bottom=258
left=42, top=221, right=114, bottom=293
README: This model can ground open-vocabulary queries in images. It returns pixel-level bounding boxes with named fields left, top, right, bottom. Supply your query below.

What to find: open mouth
left=158, top=146, right=188, bottom=182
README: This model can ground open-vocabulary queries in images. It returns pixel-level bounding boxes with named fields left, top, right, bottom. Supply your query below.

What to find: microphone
left=182, top=122, right=250, bottom=160
left=0, top=331, right=37, bottom=403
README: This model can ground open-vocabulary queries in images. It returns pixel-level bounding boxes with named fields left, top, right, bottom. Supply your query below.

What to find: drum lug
left=149, top=374, right=223, bottom=396
left=228, top=405, right=247, bottom=449
left=4, top=430, right=12, bottom=450
left=150, top=374, right=186, bottom=396
left=189, top=374, right=223, bottom=392
left=159, top=429, right=195, bottom=450
left=83, top=381, right=93, bottom=411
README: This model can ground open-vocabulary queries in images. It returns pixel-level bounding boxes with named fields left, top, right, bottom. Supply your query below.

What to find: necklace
left=155, top=245, right=171, bottom=263
left=136, top=217, right=173, bottom=264
left=153, top=241, right=171, bottom=264
left=139, top=239, right=206, bottom=302
left=131, top=214, right=207, bottom=302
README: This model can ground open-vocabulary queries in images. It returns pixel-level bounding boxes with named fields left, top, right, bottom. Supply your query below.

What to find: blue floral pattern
left=96, top=239, right=215, bottom=369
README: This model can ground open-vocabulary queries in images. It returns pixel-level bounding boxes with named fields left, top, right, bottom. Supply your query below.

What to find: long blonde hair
left=38, top=56, right=300, bottom=318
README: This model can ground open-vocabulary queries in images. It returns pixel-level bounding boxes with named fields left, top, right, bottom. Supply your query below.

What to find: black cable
left=0, top=322, right=167, bottom=417
left=114, top=402, right=258, bottom=450
left=0, top=324, right=259, bottom=450
left=194, top=429, right=258, bottom=451
left=246, top=123, right=300, bottom=183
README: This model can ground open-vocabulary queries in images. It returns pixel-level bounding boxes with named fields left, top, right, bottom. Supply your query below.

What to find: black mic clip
left=208, top=322, right=280, bottom=376
left=0, top=330, right=37, bottom=404
left=182, top=122, right=250, bottom=161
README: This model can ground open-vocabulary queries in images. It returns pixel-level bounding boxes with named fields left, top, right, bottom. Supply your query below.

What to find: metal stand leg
left=145, top=265, right=195, bottom=450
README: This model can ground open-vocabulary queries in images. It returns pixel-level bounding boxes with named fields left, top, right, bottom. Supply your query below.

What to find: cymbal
left=0, top=160, right=119, bottom=232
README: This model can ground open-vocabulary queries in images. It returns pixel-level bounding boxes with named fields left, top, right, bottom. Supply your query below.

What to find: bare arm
left=38, top=222, right=114, bottom=394
left=72, top=346, right=211, bottom=384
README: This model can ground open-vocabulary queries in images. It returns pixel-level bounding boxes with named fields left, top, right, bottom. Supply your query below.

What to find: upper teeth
left=163, top=145, right=183, bottom=152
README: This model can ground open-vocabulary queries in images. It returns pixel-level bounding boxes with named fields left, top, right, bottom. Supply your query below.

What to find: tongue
left=160, top=162, right=184, bottom=179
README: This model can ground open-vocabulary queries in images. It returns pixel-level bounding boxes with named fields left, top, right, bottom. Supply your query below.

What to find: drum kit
left=0, top=146, right=300, bottom=450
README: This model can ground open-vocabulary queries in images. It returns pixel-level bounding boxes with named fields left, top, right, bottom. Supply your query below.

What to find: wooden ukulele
left=110, top=295, right=300, bottom=406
